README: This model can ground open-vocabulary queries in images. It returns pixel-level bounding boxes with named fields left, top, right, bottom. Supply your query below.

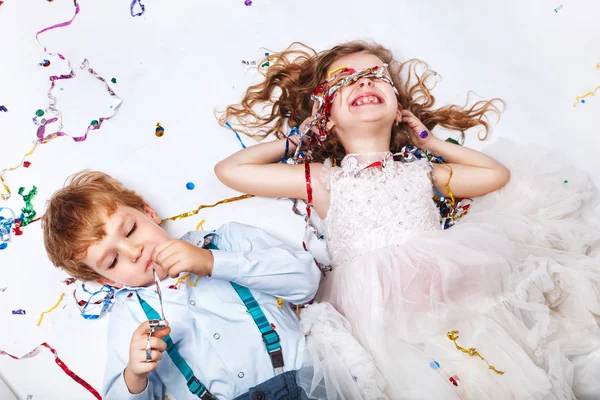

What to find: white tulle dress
left=302, top=140, right=600, bottom=400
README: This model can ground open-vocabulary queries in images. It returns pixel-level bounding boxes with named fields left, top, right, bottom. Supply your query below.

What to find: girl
left=215, top=41, right=600, bottom=399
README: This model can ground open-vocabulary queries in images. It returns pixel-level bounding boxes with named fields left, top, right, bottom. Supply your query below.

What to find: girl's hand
left=401, top=110, right=436, bottom=149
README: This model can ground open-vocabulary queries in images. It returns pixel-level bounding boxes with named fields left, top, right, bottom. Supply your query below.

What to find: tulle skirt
left=311, top=140, right=600, bottom=399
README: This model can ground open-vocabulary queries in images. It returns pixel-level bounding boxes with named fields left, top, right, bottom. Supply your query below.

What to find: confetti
left=186, top=182, right=195, bottom=190
left=155, top=122, right=164, bottom=137
left=162, top=194, right=254, bottom=222
left=18, top=186, right=38, bottom=226
left=130, top=0, right=145, bottom=16
left=35, top=109, right=45, bottom=117
left=449, top=375, right=460, bottom=386
left=0, top=106, right=7, bottom=112
left=573, top=84, right=600, bottom=107
left=40, top=59, right=51, bottom=67
left=554, top=4, right=563, bottom=12
left=245, top=0, right=252, bottom=5
left=1, top=0, right=123, bottom=201
left=23, top=161, right=31, bottom=168
left=430, top=360, right=440, bottom=370
left=36, top=293, right=65, bottom=326
left=242, top=60, right=257, bottom=65
left=110, top=77, right=117, bottom=84
left=12, top=309, right=26, bottom=315
left=446, top=330, right=504, bottom=375
left=0, top=287, right=6, bottom=292
left=1, top=343, right=101, bottom=399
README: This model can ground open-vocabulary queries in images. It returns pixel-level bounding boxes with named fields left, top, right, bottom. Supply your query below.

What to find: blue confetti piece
left=12, top=309, right=26, bottom=315
left=430, top=360, right=440, bottom=370
left=0, top=105, right=8, bottom=112
left=186, top=182, right=195, bottom=190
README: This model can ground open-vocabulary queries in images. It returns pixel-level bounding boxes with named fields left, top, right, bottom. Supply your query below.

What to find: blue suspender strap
left=135, top=293, right=217, bottom=400
left=203, top=237, right=285, bottom=371
left=230, top=282, right=284, bottom=369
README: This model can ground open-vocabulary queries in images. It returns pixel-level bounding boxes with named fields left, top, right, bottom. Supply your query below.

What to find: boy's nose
left=124, top=243, right=143, bottom=262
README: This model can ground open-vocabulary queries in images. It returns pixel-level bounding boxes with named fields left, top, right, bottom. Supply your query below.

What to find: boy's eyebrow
left=95, top=216, right=127, bottom=270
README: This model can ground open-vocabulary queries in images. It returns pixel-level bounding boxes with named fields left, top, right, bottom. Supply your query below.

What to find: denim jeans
left=233, top=371, right=309, bottom=400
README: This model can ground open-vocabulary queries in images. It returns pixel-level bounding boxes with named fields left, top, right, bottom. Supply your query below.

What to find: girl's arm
left=214, top=137, right=329, bottom=215
left=427, top=137, right=510, bottom=198
left=401, top=110, right=510, bottom=198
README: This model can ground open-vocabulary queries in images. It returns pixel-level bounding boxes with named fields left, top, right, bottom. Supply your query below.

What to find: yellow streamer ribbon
left=173, top=273, right=201, bottom=288
left=36, top=293, right=65, bottom=327
left=444, top=164, right=456, bottom=206
left=161, top=194, right=254, bottom=223
left=276, top=298, right=284, bottom=308
left=195, top=219, right=205, bottom=231
left=327, top=65, right=348, bottom=80
left=572, top=84, right=600, bottom=107
left=446, top=330, right=505, bottom=375
left=1, top=141, right=41, bottom=200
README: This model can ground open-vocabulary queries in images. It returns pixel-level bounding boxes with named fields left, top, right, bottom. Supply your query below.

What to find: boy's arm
left=205, top=222, right=321, bottom=304
left=102, top=310, right=166, bottom=400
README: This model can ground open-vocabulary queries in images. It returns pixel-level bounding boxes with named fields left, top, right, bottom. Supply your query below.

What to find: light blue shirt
left=102, top=222, right=320, bottom=400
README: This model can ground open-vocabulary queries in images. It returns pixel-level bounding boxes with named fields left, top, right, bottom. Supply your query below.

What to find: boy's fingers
left=152, top=240, right=173, bottom=264
left=152, top=327, right=171, bottom=344
left=133, top=321, right=151, bottom=337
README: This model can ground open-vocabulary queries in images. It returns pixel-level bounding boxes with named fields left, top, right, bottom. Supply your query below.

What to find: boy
left=41, top=171, right=321, bottom=399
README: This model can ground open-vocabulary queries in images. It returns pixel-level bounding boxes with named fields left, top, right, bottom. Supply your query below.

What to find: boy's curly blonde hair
left=42, top=171, right=146, bottom=281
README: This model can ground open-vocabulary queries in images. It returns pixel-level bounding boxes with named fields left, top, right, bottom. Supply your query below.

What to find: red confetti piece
left=12, top=219, right=23, bottom=236
left=23, top=161, right=31, bottom=168
left=1, top=343, right=101, bottom=399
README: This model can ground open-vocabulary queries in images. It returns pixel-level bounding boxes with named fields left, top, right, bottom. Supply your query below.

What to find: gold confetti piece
left=36, top=293, right=65, bottom=327
left=195, top=219, right=205, bottom=231
left=446, top=330, right=505, bottom=375
left=276, top=298, right=284, bottom=308
left=161, top=194, right=254, bottom=223
left=573, top=84, right=600, bottom=107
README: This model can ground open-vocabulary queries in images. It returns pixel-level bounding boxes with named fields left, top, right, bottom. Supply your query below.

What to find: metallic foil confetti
left=78, top=284, right=115, bottom=320
left=36, top=293, right=65, bottom=326
left=0, top=0, right=122, bottom=201
left=130, top=0, right=145, bottom=16
left=447, top=330, right=505, bottom=375
left=17, top=186, right=37, bottom=226
left=155, top=122, right=164, bottom=137
left=161, top=194, right=254, bottom=222
left=1, top=343, right=101, bottom=399
left=0, top=207, right=16, bottom=250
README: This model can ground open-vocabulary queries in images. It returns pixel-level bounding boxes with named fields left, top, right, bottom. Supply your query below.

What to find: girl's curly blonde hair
left=218, top=41, right=503, bottom=165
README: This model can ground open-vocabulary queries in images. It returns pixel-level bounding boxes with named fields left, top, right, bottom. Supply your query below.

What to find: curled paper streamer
left=162, top=194, right=254, bottom=222
left=0, top=0, right=122, bottom=200
left=447, top=330, right=505, bottom=375
left=36, top=293, right=65, bottom=327
left=1, top=343, right=102, bottom=399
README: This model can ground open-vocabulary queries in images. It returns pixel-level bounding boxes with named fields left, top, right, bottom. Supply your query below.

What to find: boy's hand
left=124, top=321, right=171, bottom=394
left=152, top=239, right=214, bottom=278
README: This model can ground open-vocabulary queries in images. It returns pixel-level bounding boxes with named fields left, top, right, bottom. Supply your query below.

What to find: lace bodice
left=322, top=152, right=442, bottom=265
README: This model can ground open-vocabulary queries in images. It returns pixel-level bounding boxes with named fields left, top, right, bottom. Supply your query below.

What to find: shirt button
left=189, top=300, right=196, bottom=306
left=238, top=372, right=244, bottom=378
left=213, top=333, right=220, bottom=340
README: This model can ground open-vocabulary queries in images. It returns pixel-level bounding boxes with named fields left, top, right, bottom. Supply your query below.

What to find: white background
left=0, top=0, right=599, bottom=398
